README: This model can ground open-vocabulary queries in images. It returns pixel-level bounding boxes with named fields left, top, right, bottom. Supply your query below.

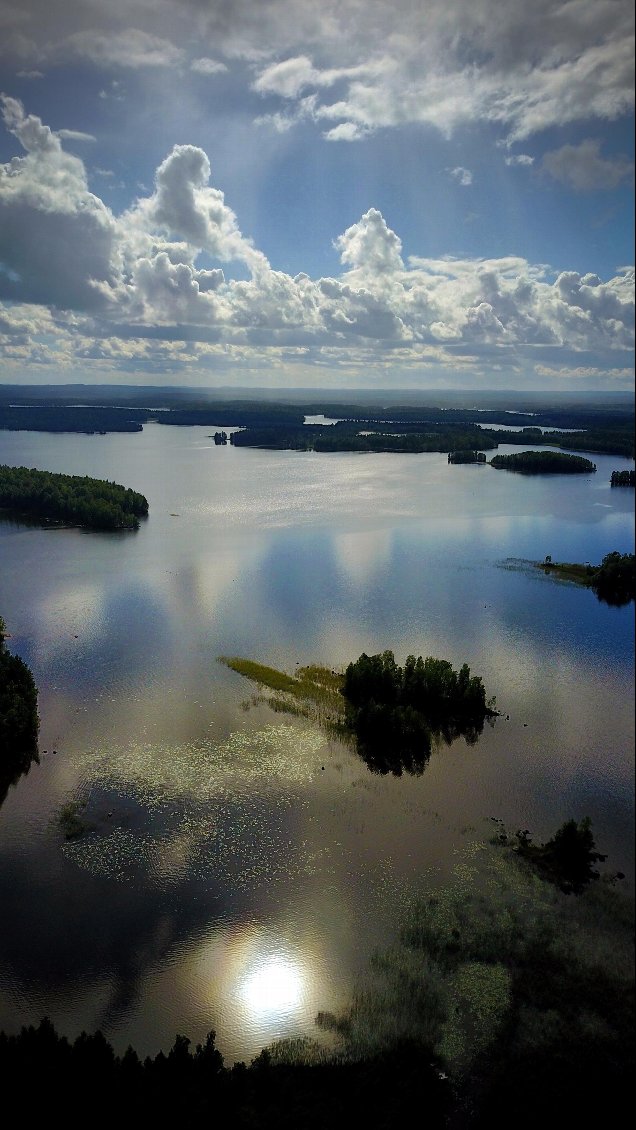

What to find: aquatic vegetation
left=315, top=831, right=633, bottom=1120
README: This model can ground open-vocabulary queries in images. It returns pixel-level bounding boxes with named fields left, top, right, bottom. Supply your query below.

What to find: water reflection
left=241, top=958, right=304, bottom=1017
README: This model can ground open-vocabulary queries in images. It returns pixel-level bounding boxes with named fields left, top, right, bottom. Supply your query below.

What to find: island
left=0, top=616, right=39, bottom=805
left=448, top=450, right=487, bottom=464
left=0, top=465, right=149, bottom=531
left=610, top=469, right=635, bottom=486
left=489, top=450, right=596, bottom=473
left=538, top=551, right=635, bottom=605
left=220, top=650, right=496, bottom=775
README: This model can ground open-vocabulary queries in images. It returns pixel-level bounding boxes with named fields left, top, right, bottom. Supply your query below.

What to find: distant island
left=490, top=450, right=596, bottom=474
left=538, top=552, right=635, bottom=605
left=0, top=465, right=149, bottom=531
left=448, top=450, right=487, bottom=464
left=220, top=651, right=496, bottom=775
left=0, top=616, right=39, bottom=805
left=610, top=469, right=635, bottom=486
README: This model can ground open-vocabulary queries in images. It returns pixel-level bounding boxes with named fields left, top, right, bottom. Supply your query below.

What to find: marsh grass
left=219, top=657, right=345, bottom=727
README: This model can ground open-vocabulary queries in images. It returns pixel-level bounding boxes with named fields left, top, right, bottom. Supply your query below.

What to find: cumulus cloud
left=0, top=97, right=633, bottom=381
left=126, top=143, right=269, bottom=273
left=542, top=138, right=634, bottom=190
left=0, top=94, right=119, bottom=310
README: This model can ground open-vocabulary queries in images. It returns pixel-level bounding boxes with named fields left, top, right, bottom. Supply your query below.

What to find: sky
left=0, top=0, right=634, bottom=392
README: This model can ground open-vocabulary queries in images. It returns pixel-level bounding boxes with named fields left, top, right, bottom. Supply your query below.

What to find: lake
left=0, top=422, right=633, bottom=1064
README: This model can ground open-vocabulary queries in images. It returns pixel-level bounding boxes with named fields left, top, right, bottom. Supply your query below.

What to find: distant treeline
left=155, top=404, right=305, bottom=426
left=0, top=465, right=149, bottom=530
left=0, top=394, right=632, bottom=456
left=0, top=617, right=39, bottom=805
left=230, top=423, right=499, bottom=455
left=490, top=451, right=596, bottom=473
left=0, top=406, right=147, bottom=433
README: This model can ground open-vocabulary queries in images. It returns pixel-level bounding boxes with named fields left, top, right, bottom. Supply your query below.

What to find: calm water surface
left=0, top=423, right=633, bottom=1063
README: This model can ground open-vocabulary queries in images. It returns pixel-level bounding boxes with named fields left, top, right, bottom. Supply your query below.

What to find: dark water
left=0, top=423, right=633, bottom=1063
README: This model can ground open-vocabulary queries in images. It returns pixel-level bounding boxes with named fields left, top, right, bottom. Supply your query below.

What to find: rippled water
left=0, top=422, right=633, bottom=1063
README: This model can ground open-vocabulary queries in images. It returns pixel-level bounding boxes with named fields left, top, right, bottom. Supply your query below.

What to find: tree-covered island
left=610, top=469, right=635, bottom=486
left=220, top=651, right=496, bottom=775
left=0, top=616, right=39, bottom=805
left=0, top=465, right=149, bottom=531
left=489, top=450, right=596, bottom=473
left=538, top=552, right=635, bottom=605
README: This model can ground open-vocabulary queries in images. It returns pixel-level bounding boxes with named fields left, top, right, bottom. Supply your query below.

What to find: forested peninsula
left=0, top=617, right=39, bottom=804
left=0, top=465, right=149, bottom=531
left=538, top=552, right=635, bottom=605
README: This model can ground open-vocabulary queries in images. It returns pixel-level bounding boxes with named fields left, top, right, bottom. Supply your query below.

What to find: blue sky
left=0, top=0, right=633, bottom=391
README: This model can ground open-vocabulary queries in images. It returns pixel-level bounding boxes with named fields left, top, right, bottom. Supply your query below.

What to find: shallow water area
left=0, top=423, right=633, bottom=1063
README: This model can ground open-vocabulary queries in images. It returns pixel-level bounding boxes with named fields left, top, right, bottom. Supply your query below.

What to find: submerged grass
left=219, top=656, right=345, bottom=725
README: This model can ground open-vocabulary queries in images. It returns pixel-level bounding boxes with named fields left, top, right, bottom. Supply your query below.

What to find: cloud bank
left=1, top=1, right=633, bottom=143
left=0, top=97, right=633, bottom=385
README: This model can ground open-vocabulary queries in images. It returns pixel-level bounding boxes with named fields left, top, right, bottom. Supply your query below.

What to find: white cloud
left=190, top=57, right=228, bottom=76
left=449, top=166, right=473, bottom=186
left=0, top=95, right=119, bottom=311
left=505, top=153, right=534, bottom=166
left=335, top=209, right=404, bottom=277
left=0, top=98, right=633, bottom=383
left=542, top=138, right=634, bottom=190
left=1, top=2, right=631, bottom=143
left=60, top=29, right=185, bottom=69
left=126, top=143, right=269, bottom=273
left=58, top=129, right=96, bottom=142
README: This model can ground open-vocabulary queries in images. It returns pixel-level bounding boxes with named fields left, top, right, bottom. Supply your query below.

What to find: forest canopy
left=0, top=465, right=149, bottom=531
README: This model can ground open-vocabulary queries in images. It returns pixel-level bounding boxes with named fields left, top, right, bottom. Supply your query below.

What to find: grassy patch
left=219, top=656, right=345, bottom=723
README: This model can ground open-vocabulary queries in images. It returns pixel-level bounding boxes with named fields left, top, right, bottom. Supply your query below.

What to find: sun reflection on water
left=241, top=958, right=304, bottom=1017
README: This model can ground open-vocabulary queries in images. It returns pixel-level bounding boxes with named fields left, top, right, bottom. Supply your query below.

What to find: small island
left=610, top=469, right=635, bottom=486
left=221, top=651, right=496, bottom=775
left=489, top=450, right=596, bottom=474
left=0, top=465, right=149, bottom=531
left=448, top=450, right=487, bottom=464
left=0, top=616, right=39, bottom=805
left=538, top=551, right=635, bottom=605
